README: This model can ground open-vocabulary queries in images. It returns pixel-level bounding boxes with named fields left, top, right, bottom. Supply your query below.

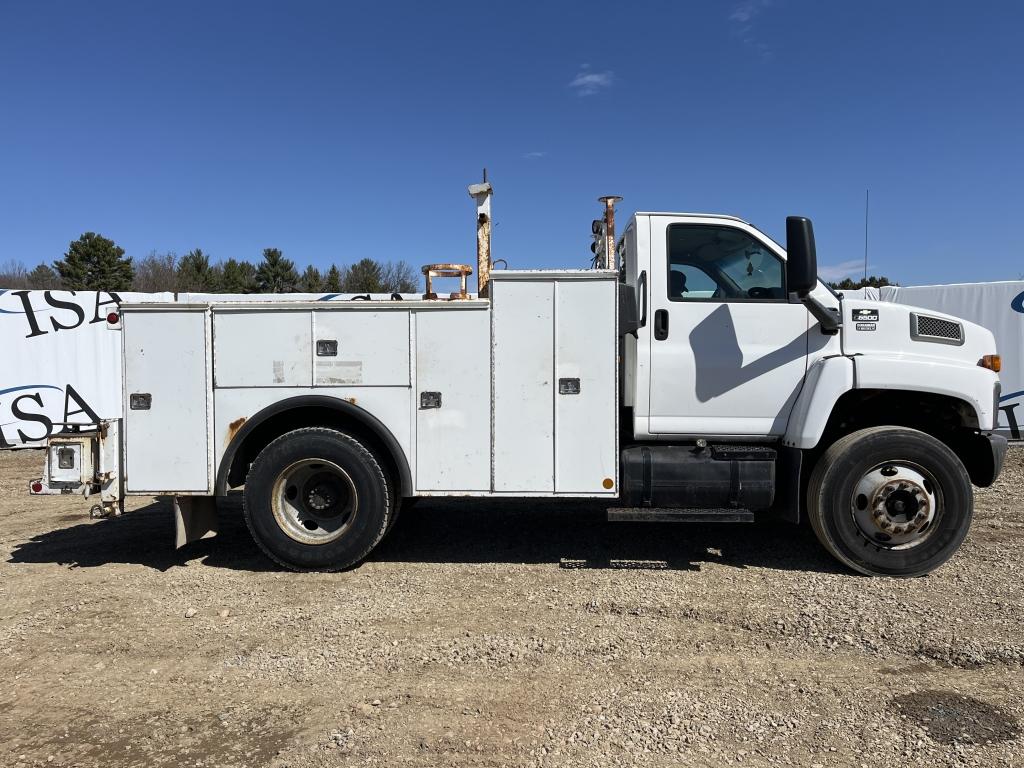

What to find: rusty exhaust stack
left=598, top=195, right=622, bottom=270
left=468, top=170, right=493, bottom=298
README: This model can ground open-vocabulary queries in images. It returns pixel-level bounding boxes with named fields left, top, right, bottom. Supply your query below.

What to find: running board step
left=607, top=507, right=755, bottom=523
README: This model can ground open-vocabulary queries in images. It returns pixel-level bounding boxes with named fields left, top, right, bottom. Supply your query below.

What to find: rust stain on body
left=227, top=417, right=247, bottom=445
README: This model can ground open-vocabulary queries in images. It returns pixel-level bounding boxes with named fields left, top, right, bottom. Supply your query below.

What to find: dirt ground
left=1, top=448, right=1022, bottom=768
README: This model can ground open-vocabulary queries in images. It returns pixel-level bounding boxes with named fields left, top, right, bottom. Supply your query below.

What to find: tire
left=382, top=479, right=403, bottom=537
left=243, top=428, right=390, bottom=571
left=807, top=426, right=973, bottom=577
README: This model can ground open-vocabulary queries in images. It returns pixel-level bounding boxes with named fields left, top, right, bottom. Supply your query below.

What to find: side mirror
left=785, top=216, right=817, bottom=297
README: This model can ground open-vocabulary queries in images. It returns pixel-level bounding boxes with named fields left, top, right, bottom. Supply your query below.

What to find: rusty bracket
left=422, top=263, right=473, bottom=300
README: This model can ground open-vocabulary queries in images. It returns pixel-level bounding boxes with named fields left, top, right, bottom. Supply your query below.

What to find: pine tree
left=54, top=232, right=134, bottom=290
left=299, top=265, right=323, bottom=292
left=255, top=248, right=299, bottom=293
left=324, top=264, right=343, bottom=292
left=342, top=258, right=384, bottom=293
left=27, top=263, right=60, bottom=289
left=177, top=248, right=220, bottom=292
left=220, top=259, right=258, bottom=294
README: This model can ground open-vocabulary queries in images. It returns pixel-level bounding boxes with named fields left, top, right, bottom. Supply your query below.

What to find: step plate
left=607, top=507, right=755, bottom=523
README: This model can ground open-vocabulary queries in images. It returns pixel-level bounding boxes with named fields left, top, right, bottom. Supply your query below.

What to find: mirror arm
left=800, top=293, right=842, bottom=334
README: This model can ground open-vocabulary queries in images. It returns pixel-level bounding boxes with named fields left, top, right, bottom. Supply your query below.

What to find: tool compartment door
left=492, top=280, right=554, bottom=492
left=312, top=310, right=410, bottom=386
left=123, top=309, right=210, bottom=493
left=491, top=271, right=617, bottom=495
left=555, top=279, right=617, bottom=492
left=415, top=307, right=490, bottom=491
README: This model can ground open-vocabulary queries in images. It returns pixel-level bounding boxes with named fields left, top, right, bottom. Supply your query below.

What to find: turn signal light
left=979, top=355, right=1001, bottom=372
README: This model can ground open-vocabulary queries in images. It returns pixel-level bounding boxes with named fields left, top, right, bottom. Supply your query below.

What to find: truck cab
left=623, top=212, right=815, bottom=439
left=30, top=183, right=1007, bottom=578
left=614, top=209, right=1004, bottom=576
left=622, top=212, right=1001, bottom=448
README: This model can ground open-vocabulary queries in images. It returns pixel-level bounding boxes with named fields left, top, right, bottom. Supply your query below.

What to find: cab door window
left=667, top=224, right=785, bottom=302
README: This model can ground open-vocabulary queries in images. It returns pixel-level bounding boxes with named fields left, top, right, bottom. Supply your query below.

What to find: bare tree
left=381, top=260, right=419, bottom=293
left=133, top=251, right=178, bottom=292
left=0, top=259, right=29, bottom=289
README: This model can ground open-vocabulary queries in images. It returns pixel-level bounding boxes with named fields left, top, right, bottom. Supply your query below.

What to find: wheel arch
left=813, top=388, right=996, bottom=487
left=216, top=396, right=413, bottom=497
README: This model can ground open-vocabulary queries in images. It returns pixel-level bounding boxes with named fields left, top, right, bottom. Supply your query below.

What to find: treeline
left=0, top=232, right=420, bottom=294
left=825, top=275, right=896, bottom=290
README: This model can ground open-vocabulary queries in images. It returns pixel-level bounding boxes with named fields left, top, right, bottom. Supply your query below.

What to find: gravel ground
left=1, top=447, right=1022, bottom=768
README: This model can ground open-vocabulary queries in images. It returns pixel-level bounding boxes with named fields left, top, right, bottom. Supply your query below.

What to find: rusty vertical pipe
left=599, top=195, right=623, bottom=270
left=468, top=178, right=493, bottom=297
left=476, top=210, right=491, bottom=296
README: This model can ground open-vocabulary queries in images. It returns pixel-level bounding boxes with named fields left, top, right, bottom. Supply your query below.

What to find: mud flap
left=173, top=496, right=218, bottom=548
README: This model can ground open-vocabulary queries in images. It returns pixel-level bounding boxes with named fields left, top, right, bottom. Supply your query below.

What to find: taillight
left=30, top=481, right=43, bottom=493
left=979, top=355, right=1001, bottom=372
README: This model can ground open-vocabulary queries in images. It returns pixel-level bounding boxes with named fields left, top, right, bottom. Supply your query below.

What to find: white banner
left=0, top=289, right=173, bottom=447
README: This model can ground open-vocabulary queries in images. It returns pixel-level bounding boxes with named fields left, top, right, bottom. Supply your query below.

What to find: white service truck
left=30, top=180, right=1007, bottom=576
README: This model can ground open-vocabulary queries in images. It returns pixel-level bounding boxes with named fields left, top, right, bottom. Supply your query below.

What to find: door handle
left=654, top=309, right=669, bottom=340
left=638, top=271, right=648, bottom=328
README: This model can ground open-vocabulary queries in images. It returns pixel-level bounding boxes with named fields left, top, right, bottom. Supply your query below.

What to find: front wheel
left=243, top=428, right=391, bottom=571
left=807, top=426, right=973, bottom=577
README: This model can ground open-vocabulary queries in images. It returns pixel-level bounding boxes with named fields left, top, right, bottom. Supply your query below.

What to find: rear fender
left=216, top=395, right=413, bottom=497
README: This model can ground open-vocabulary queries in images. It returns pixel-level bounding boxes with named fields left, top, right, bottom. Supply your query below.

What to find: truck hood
left=841, top=298, right=997, bottom=366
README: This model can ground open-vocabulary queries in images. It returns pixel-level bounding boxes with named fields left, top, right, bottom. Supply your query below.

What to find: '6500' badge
left=852, top=308, right=879, bottom=322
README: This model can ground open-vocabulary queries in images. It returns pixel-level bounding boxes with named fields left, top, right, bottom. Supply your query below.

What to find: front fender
left=854, top=356, right=997, bottom=432
left=783, top=356, right=854, bottom=450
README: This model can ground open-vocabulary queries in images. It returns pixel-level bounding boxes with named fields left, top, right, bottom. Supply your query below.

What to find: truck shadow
left=8, top=496, right=843, bottom=575
left=375, top=499, right=842, bottom=574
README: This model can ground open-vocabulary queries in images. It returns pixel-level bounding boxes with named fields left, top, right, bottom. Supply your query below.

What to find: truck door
left=646, top=217, right=810, bottom=436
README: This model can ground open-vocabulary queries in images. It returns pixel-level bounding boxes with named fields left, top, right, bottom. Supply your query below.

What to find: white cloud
left=818, top=260, right=868, bottom=281
left=729, top=2, right=757, bottom=23
left=522, top=151, right=547, bottom=160
left=569, top=66, right=614, bottom=96
left=729, top=0, right=774, bottom=60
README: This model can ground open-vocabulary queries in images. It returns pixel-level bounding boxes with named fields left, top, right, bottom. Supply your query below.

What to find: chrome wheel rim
left=851, top=461, right=940, bottom=550
left=271, top=459, right=357, bottom=545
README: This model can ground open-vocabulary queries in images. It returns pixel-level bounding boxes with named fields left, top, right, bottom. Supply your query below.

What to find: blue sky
left=1, top=0, right=1022, bottom=286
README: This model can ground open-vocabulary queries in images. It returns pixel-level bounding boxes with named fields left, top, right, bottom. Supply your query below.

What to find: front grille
left=910, top=313, right=964, bottom=345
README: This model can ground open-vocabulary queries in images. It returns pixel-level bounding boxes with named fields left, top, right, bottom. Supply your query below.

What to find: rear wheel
left=243, top=428, right=390, bottom=571
left=807, top=426, right=973, bottom=577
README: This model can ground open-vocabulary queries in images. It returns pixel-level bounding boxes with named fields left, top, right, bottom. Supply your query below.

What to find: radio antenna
left=863, top=188, right=870, bottom=282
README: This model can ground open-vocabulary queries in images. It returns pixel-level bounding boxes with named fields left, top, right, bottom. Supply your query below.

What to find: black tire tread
left=243, top=427, right=390, bottom=572
left=807, top=426, right=894, bottom=574
left=807, top=426, right=972, bottom=577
